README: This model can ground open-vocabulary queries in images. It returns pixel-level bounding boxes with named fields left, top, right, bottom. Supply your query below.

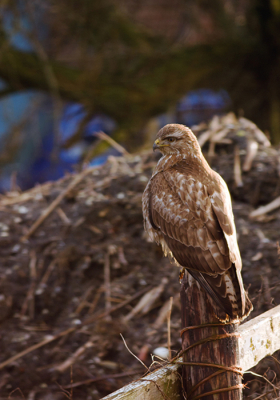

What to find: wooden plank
left=101, top=363, right=183, bottom=400
left=101, top=305, right=280, bottom=399
left=238, top=304, right=280, bottom=371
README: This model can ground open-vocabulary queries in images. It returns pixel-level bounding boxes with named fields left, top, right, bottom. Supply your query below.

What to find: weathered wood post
left=180, top=272, right=243, bottom=400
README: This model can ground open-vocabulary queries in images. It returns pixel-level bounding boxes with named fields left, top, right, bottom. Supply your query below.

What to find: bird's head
left=153, top=124, right=202, bottom=157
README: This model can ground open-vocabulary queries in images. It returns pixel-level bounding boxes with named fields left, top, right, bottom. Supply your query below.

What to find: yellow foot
left=179, top=268, right=185, bottom=281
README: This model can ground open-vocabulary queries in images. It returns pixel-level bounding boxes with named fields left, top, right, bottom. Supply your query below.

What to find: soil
left=0, top=118, right=280, bottom=400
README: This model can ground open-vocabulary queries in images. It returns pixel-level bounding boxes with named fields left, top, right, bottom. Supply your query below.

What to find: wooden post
left=180, top=272, right=242, bottom=400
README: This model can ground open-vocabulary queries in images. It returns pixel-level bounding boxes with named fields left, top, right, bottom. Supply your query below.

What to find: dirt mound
left=0, top=116, right=280, bottom=399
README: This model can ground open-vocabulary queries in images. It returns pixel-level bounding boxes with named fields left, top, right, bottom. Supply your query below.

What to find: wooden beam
left=101, top=305, right=280, bottom=399
left=101, top=363, right=183, bottom=400
left=238, top=305, right=280, bottom=371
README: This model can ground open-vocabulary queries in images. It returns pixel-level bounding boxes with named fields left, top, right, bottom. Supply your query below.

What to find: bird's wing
left=149, top=168, right=232, bottom=275
left=207, top=171, right=242, bottom=271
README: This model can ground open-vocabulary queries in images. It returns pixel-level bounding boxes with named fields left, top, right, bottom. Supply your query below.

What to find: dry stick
left=208, top=141, right=216, bottom=159
left=63, top=370, right=143, bottom=389
left=56, top=207, right=71, bottom=225
left=250, top=196, right=280, bottom=219
left=20, top=166, right=97, bottom=242
left=88, top=286, right=104, bottom=314
left=83, top=286, right=150, bottom=325
left=95, top=131, right=130, bottom=155
left=243, top=371, right=280, bottom=392
left=55, top=336, right=96, bottom=373
left=38, top=260, right=56, bottom=288
left=270, top=355, right=280, bottom=376
left=120, top=334, right=149, bottom=371
left=29, top=251, right=37, bottom=319
left=243, top=139, right=258, bottom=172
left=167, top=297, right=173, bottom=361
left=104, top=250, right=111, bottom=321
left=197, top=130, right=214, bottom=148
left=153, top=299, right=173, bottom=329
left=20, top=251, right=37, bottom=318
left=254, top=388, right=280, bottom=400
left=75, top=286, right=95, bottom=314
left=0, top=327, right=76, bottom=370
left=211, top=128, right=230, bottom=143
left=0, top=182, right=52, bottom=206
left=0, top=287, right=150, bottom=371
left=234, top=144, right=243, bottom=187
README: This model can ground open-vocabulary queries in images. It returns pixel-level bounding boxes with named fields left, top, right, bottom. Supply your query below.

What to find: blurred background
left=0, top=0, right=280, bottom=191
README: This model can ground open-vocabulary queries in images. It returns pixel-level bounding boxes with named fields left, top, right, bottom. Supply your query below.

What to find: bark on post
left=180, top=272, right=242, bottom=400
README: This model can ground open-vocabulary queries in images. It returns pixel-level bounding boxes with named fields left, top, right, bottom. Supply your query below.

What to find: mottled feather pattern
left=142, top=123, right=253, bottom=322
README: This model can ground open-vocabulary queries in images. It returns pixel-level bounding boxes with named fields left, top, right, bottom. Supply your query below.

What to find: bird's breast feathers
left=143, top=159, right=241, bottom=271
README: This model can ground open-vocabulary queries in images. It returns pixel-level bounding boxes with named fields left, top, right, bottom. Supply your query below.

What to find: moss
left=250, top=337, right=255, bottom=351
left=270, top=318, right=274, bottom=333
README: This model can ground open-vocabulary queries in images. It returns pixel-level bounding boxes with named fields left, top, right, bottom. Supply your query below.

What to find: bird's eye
left=167, top=137, right=175, bottom=142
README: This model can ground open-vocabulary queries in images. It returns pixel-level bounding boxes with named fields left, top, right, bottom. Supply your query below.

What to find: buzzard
left=142, top=124, right=253, bottom=322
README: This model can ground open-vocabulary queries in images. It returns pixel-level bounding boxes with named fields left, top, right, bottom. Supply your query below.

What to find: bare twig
left=167, top=297, right=173, bottom=361
left=0, top=183, right=51, bottom=206
left=197, top=130, right=213, bottom=147
left=20, top=251, right=37, bottom=319
left=262, top=275, right=273, bottom=309
left=8, top=387, right=25, bottom=399
left=208, top=141, right=216, bottom=159
left=83, top=286, right=150, bottom=325
left=88, top=286, right=104, bottom=314
left=38, top=260, right=56, bottom=289
left=234, top=144, right=243, bottom=187
left=120, top=334, right=149, bottom=371
left=0, top=327, right=76, bottom=370
left=243, top=139, right=258, bottom=172
left=254, top=388, right=280, bottom=400
left=20, top=167, right=97, bottom=241
left=153, top=299, right=173, bottom=329
left=104, top=250, right=111, bottom=321
left=211, top=128, right=229, bottom=143
left=63, top=369, right=143, bottom=389
left=244, top=371, right=280, bottom=391
left=55, top=336, right=95, bottom=373
left=239, top=117, right=271, bottom=147
left=118, top=246, right=128, bottom=265
left=270, top=355, right=280, bottom=376
left=124, top=278, right=167, bottom=321
left=250, top=196, right=280, bottom=219
left=56, top=207, right=71, bottom=225
left=95, top=131, right=130, bottom=155
left=75, top=286, right=95, bottom=314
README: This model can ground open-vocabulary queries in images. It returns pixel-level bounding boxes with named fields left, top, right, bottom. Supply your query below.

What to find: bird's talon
left=179, top=268, right=185, bottom=281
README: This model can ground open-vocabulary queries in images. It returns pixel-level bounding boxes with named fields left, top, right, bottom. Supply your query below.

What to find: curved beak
left=153, top=139, right=160, bottom=152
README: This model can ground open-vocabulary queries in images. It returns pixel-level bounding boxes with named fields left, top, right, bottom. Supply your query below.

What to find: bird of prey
left=142, top=124, right=253, bottom=322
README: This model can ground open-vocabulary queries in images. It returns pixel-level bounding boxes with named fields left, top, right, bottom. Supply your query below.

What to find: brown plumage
left=142, top=123, right=253, bottom=322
